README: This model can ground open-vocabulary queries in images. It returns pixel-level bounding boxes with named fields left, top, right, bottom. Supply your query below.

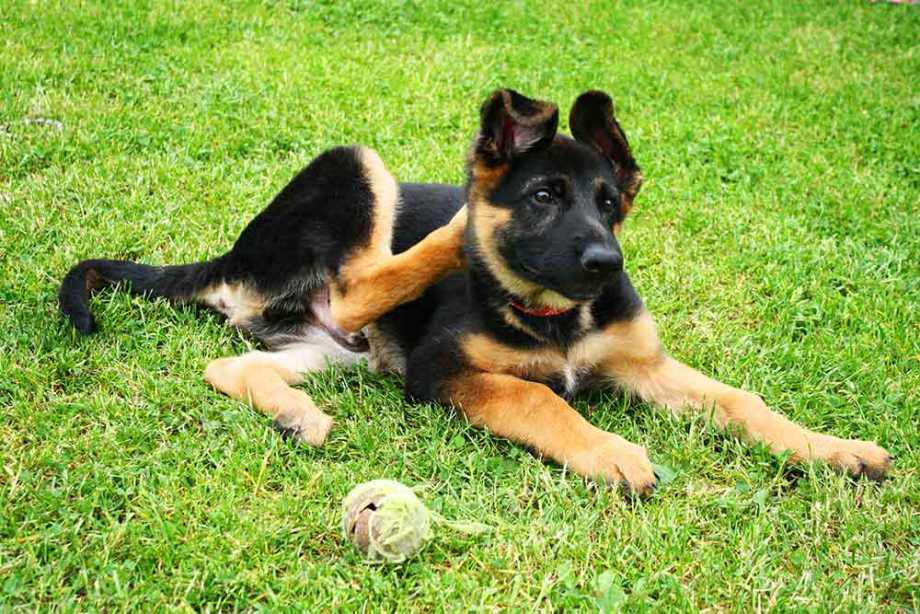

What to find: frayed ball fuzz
left=342, top=480, right=433, bottom=563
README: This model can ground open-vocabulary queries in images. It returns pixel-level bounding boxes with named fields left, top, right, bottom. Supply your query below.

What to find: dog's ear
left=475, top=89, right=559, bottom=165
left=569, top=90, right=643, bottom=210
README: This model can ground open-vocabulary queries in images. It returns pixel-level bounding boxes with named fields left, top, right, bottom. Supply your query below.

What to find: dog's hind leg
left=330, top=148, right=467, bottom=332
left=203, top=337, right=362, bottom=446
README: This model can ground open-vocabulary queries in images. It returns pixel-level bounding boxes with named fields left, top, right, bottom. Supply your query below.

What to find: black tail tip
left=58, top=260, right=102, bottom=334
left=59, top=298, right=98, bottom=334
left=69, top=311, right=97, bottom=334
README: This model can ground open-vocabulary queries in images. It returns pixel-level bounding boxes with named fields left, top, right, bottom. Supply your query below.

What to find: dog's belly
left=515, top=358, right=591, bottom=400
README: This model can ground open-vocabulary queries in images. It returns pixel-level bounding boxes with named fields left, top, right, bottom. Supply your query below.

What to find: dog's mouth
left=516, top=261, right=605, bottom=304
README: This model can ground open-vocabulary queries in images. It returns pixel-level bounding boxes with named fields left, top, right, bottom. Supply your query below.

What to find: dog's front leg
left=593, top=311, right=893, bottom=479
left=445, top=372, right=658, bottom=494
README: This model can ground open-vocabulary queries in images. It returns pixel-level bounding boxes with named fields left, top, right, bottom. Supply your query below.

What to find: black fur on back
left=222, top=145, right=375, bottom=295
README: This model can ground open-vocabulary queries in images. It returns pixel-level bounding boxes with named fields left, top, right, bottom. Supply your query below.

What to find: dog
left=59, top=89, right=892, bottom=493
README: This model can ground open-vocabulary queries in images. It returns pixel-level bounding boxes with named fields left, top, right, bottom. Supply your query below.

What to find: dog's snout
left=580, top=243, right=623, bottom=274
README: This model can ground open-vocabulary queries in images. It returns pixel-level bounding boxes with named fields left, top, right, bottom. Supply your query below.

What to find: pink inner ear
left=502, top=116, right=515, bottom=152
left=592, top=127, right=615, bottom=157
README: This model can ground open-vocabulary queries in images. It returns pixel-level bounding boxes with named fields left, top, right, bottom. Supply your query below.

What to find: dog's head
left=466, top=89, right=643, bottom=308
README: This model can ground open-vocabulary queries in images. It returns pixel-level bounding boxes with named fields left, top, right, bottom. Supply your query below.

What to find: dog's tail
left=58, top=257, right=227, bottom=334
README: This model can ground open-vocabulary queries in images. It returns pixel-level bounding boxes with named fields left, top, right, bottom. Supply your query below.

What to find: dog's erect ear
left=569, top=90, right=643, bottom=210
left=475, top=89, right=559, bottom=165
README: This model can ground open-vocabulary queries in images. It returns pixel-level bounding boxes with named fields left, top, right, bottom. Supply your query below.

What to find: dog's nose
left=580, top=244, right=623, bottom=273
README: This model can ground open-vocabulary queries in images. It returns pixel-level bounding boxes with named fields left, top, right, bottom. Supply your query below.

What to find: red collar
left=509, top=300, right=576, bottom=318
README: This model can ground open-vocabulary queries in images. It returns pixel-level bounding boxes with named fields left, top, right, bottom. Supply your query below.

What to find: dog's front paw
left=272, top=408, right=333, bottom=447
left=572, top=434, right=657, bottom=496
left=813, top=435, right=893, bottom=481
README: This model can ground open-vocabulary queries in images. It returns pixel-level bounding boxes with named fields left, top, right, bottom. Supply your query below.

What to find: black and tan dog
left=59, top=89, right=892, bottom=493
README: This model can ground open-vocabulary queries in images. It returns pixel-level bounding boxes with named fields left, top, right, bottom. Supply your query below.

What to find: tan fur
left=467, top=156, right=575, bottom=310
left=340, top=147, right=398, bottom=271
left=462, top=333, right=567, bottom=380
left=571, top=310, right=663, bottom=369
left=593, top=175, right=632, bottom=234
left=204, top=353, right=333, bottom=446
left=620, top=171, right=643, bottom=215
left=461, top=307, right=621, bottom=382
left=205, top=148, right=466, bottom=447
left=590, top=310, right=892, bottom=478
left=197, top=282, right=266, bottom=327
left=199, top=140, right=890, bottom=485
left=577, top=303, right=595, bottom=332
left=457, top=308, right=890, bottom=483
left=203, top=338, right=362, bottom=446
left=468, top=159, right=510, bottom=191
left=330, top=150, right=467, bottom=332
left=497, top=305, right=547, bottom=341
left=444, top=372, right=656, bottom=494
left=331, top=208, right=467, bottom=332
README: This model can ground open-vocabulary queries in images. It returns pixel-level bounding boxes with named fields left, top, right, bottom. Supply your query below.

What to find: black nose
left=580, top=243, right=623, bottom=273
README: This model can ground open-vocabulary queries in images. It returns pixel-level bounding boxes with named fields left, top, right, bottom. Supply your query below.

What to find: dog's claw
left=271, top=411, right=333, bottom=447
left=271, top=420, right=301, bottom=440
left=627, top=476, right=658, bottom=498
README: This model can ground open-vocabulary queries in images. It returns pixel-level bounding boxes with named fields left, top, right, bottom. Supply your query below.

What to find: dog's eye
left=533, top=189, right=554, bottom=205
left=600, top=195, right=619, bottom=212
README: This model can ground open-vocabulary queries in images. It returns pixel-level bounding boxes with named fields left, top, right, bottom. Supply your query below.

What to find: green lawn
left=2, top=0, right=918, bottom=610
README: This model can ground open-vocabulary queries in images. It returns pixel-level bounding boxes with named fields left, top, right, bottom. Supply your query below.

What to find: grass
left=1, top=0, right=918, bottom=610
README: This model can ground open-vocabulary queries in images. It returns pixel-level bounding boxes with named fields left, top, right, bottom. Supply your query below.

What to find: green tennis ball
left=342, top=480, right=433, bottom=564
left=342, top=479, right=491, bottom=564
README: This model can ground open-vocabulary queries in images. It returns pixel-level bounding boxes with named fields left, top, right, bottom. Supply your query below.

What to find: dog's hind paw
left=272, top=409, right=333, bottom=447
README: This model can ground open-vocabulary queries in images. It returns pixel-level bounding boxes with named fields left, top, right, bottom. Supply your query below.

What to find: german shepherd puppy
left=59, top=89, right=892, bottom=493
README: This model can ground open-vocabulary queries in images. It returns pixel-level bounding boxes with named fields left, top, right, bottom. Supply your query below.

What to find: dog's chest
left=516, top=352, right=595, bottom=399
left=462, top=332, right=608, bottom=397
left=542, top=362, right=583, bottom=399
